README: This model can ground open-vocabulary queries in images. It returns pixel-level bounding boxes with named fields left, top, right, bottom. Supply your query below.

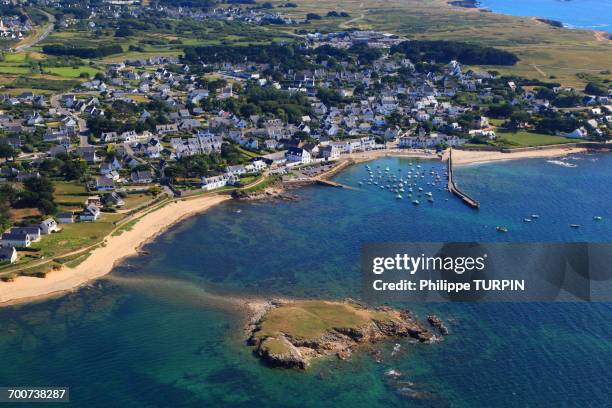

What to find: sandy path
left=0, top=194, right=229, bottom=306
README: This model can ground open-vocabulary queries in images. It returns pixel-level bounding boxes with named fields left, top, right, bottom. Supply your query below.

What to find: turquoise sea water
left=1, top=154, right=612, bottom=407
left=480, top=0, right=612, bottom=32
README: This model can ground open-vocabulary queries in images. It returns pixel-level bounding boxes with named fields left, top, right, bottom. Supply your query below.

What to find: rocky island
left=246, top=300, right=439, bottom=369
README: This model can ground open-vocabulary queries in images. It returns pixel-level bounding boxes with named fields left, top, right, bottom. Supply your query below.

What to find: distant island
left=245, top=300, right=443, bottom=369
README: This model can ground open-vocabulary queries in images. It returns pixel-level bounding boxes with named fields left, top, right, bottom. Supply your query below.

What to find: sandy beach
left=448, top=146, right=587, bottom=165
left=0, top=194, right=230, bottom=306
left=348, top=148, right=440, bottom=163
left=0, top=145, right=595, bottom=306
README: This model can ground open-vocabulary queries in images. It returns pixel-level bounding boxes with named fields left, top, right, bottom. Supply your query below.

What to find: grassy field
left=26, top=214, right=121, bottom=261
left=256, top=300, right=400, bottom=340
left=2, top=53, right=27, bottom=63
left=122, top=193, right=155, bottom=210
left=45, top=66, right=100, bottom=78
left=0, top=66, right=31, bottom=74
left=54, top=181, right=89, bottom=210
left=494, top=130, right=576, bottom=147
left=270, top=0, right=612, bottom=88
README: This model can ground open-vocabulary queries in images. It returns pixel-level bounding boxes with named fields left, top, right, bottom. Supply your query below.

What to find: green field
left=2, top=53, right=27, bottom=63
left=45, top=66, right=100, bottom=78
left=495, top=130, right=576, bottom=147
left=256, top=300, right=399, bottom=340
left=54, top=181, right=89, bottom=210
left=30, top=213, right=121, bottom=258
left=0, top=66, right=31, bottom=74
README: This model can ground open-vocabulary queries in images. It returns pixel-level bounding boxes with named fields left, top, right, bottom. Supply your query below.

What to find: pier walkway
left=447, top=149, right=480, bottom=209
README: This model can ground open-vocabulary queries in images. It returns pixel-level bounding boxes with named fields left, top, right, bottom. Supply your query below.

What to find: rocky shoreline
left=231, top=185, right=300, bottom=202
left=245, top=299, right=443, bottom=369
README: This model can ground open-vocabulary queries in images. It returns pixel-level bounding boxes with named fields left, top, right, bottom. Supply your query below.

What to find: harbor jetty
left=316, top=179, right=345, bottom=188
left=447, top=149, right=480, bottom=209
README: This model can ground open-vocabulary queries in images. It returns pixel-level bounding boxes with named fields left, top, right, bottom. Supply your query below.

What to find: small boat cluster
left=359, top=163, right=448, bottom=206
left=497, top=214, right=605, bottom=233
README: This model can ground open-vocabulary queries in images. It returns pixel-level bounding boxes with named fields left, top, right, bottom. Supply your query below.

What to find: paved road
left=14, top=9, right=55, bottom=52
left=50, top=93, right=90, bottom=146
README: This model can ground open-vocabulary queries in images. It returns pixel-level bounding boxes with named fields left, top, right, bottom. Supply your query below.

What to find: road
left=50, top=93, right=90, bottom=146
left=340, top=2, right=365, bottom=29
left=14, top=9, right=55, bottom=52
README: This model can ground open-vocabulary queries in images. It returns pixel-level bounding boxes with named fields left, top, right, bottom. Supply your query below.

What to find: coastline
left=0, top=145, right=598, bottom=307
left=447, top=146, right=587, bottom=166
left=0, top=194, right=230, bottom=307
left=449, top=0, right=611, bottom=38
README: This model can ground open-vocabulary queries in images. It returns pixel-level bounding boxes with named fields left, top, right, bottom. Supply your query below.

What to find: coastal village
left=0, top=2, right=612, bottom=407
left=0, top=1, right=610, bottom=277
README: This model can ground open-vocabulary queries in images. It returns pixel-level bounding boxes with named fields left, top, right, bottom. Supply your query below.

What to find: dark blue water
left=0, top=154, right=611, bottom=407
left=481, top=0, right=612, bottom=32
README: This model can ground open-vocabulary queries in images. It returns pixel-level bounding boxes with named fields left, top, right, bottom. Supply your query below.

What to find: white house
left=320, top=145, right=340, bottom=160
left=285, top=147, right=312, bottom=165
left=0, top=246, right=17, bottom=264
left=40, top=218, right=59, bottom=234
left=80, top=205, right=101, bottom=222
left=96, top=177, right=115, bottom=191
left=57, top=212, right=75, bottom=224
left=11, top=227, right=41, bottom=242
left=1, top=232, right=31, bottom=248
left=201, top=174, right=237, bottom=191
left=251, top=160, right=267, bottom=172
left=226, top=165, right=247, bottom=176
left=564, top=128, right=587, bottom=139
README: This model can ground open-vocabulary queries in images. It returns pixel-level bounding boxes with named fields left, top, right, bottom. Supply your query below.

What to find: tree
left=18, top=176, right=57, bottom=215
left=0, top=143, right=16, bottom=160
left=149, top=186, right=162, bottom=197
left=585, top=82, right=607, bottom=96
left=61, top=158, right=88, bottom=181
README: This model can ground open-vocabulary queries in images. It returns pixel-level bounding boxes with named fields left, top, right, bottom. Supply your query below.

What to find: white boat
left=396, top=194, right=403, bottom=199
left=523, top=218, right=532, bottom=223
left=593, top=216, right=603, bottom=221
left=412, top=200, right=420, bottom=205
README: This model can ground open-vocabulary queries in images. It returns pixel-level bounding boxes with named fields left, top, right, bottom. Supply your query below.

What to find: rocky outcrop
left=427, top=314, right=449, bottom=335
left=246, top=300, right=440, bottom=369
left=232, top=186, right=299, bottom=202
